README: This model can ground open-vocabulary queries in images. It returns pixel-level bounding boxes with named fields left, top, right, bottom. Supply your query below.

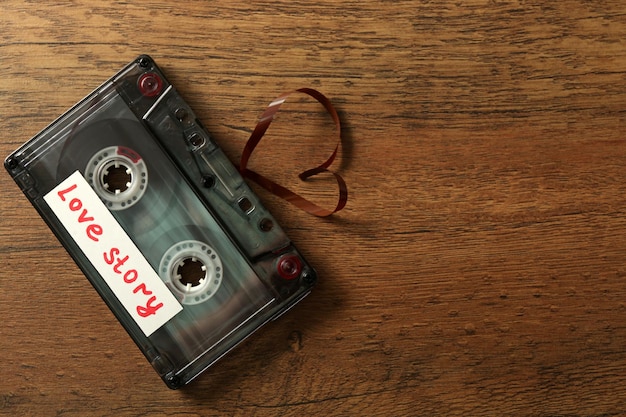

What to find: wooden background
left=2, top=1, right=626, bottom=416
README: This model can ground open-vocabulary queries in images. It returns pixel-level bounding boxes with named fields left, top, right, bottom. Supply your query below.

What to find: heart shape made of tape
left=238, top=88, right=348, bottom=217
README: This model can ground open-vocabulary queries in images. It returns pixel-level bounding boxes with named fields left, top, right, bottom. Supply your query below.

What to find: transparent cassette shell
left=5, top=55, right=317, bottom=389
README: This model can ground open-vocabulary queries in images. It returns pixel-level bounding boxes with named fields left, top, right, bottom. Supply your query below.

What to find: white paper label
left=44, top=171, right=183, bottom=336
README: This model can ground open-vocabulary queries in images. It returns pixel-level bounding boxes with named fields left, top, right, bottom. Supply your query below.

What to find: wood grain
left=2, top=1, right=626, bottom=416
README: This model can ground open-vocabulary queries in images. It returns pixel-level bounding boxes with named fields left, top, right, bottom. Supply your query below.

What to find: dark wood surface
left=3, top=1, right=626, bottom=416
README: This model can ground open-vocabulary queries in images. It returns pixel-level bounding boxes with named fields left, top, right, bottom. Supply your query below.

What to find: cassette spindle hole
left=102, top=162, right=132, bottom=194
left=176, top=257, right=206, bottom=289
left=160, top=240, right=223, bottom=304
left=86, top=146, right=148, bottom=210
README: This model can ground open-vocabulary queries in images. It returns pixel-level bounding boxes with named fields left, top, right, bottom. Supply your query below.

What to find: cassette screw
left=166, top=374, right=181, bottom=389
left=6, top=157, right=18, bottom=170
left=138, top=57, right=151, bottom=68
left=302, top=270, right=315, bottom=285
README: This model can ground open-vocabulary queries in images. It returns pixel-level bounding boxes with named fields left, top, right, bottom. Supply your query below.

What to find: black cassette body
left=5, top=55, right=317, bottom=389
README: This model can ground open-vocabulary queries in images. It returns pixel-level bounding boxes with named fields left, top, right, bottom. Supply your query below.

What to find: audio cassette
left=5, top=55, right=318, bottom=389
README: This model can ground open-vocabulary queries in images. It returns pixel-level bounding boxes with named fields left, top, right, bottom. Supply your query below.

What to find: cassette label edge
left=44, top=170, right=183, bottom=336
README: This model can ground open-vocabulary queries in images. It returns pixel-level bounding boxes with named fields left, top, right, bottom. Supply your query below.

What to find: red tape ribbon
left=239, top=88, right=348, bottom=217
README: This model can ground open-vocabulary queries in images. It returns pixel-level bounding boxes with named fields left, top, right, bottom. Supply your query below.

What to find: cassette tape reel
left=5, top=55, right=317, bottom=388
